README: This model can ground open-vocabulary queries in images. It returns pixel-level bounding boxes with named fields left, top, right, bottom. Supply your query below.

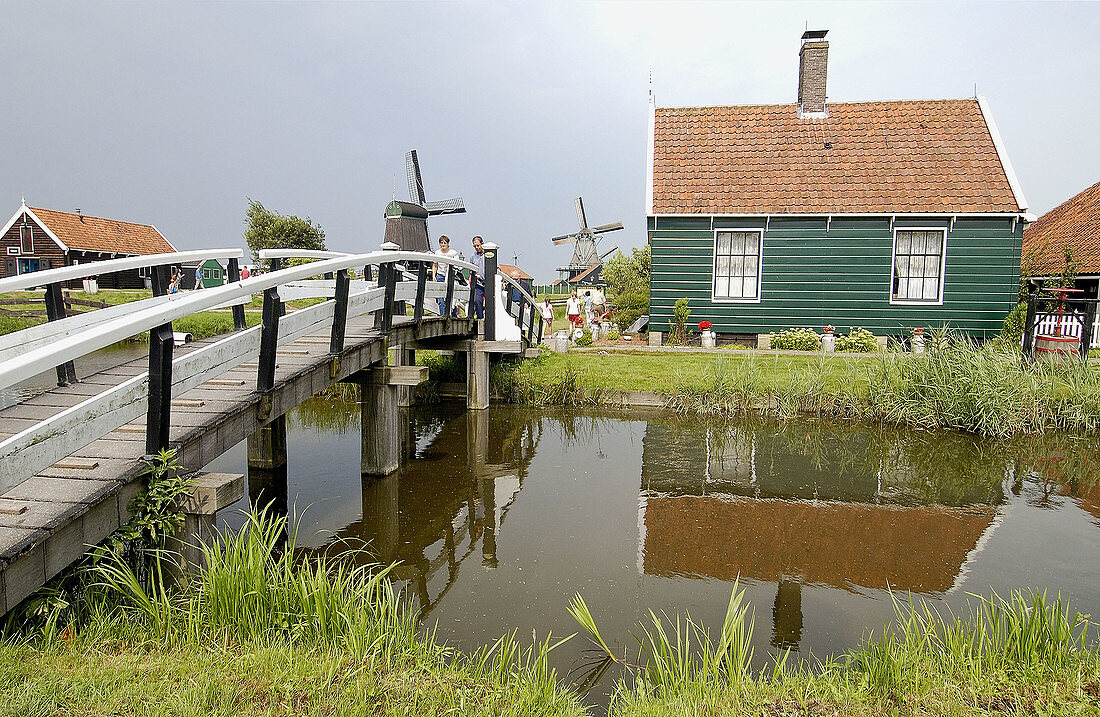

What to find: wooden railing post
left=414, top=262, right=428, bottom=322
left=505, top=284, right=514, bottom=317
left=330, top=269, right=350, bottom=354
left=146, top=324, right=174, bottom=455
left=44, top=283, right=78, bottom=386
left=444, top=265, right=455, bottom=317
left=467, top=268, right=477, bottom=320
left=228, top=257, right=247, bottom=331
left=527, top=298, right=536, bottom=340
left=381, top=263, right=398, bottom=333
left=269, top=257, right=282, bottom=274
left=257, top=287, right=282, bottom=393
left=483, top=244, right=498, bottom=341
left=1081, top=300, right=1097, bottom=359
left=1022, top=292, right=1038, bottom=364
left=536, top=300, right=545, bottom=344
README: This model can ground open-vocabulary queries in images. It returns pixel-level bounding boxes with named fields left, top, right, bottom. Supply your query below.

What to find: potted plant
left=911, top=326, right=926, bottom=354
left=699, top=320, right=716, bottom=349
left=821, top=324, right=836, bottom=353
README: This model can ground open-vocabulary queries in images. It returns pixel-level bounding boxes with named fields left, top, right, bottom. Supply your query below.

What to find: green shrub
left=668, top=298, right=691, bottom=345
left=606, top=330, right=621, bottom=342
left=1001, top=301, right=1027, bottom=344
left=613, top=291, right=649, bottom=333
left=575, top=328, right=593, bottom=347
left=836, top=327, right=878, bottom=353
left=770, top=327, right=821, bottom=351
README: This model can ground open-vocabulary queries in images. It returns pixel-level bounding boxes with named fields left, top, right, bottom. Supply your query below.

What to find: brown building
left=1022, top=179, right=1100, bottom=299
left=0, top=201, right=177, bottom=288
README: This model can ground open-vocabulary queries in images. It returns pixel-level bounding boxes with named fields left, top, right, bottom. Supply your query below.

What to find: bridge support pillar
left=358, top=364, right=428, bottom=476
left=394, top=346, right=415, bottom=408
left=247, top=416, right=287, bottom=471
left=466, top=346, right=489, bottom=410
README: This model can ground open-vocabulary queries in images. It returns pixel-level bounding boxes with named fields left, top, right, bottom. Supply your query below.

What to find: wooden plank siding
left=648, top=216, right=1022, bottom=338
left=0, top=218, right=147, bottom=289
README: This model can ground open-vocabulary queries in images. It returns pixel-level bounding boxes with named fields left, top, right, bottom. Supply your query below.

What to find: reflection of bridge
left=0, top=244, right=539, bottom=616
left=329, top=408, right=542, bottom=616
left=639, top=420, right=1007, bottom=649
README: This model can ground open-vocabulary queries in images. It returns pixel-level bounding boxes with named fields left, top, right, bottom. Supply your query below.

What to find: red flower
left=698, top=321, right=713, bottom=331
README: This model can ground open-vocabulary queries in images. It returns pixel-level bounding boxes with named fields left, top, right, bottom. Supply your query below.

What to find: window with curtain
left=892, top=230, right=945, bottom=302
left=713, top=231, right=762, bottom=300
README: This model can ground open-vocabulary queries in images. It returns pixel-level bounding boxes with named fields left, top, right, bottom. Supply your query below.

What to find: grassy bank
left=2, top=510, right=1098, bottom=716
left=490, top=342, right=1100, bottom=437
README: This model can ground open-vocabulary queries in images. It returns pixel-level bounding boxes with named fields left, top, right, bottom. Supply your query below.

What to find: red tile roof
left=499, top=263, right=532, bottom=281
left=651, top=99, right=1021, bottom=215
left=29, top=207, right=176, bottom=255
left=1022, top=180, right=1100, bottom=276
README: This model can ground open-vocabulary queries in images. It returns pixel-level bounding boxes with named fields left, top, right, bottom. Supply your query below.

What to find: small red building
left=0, top=201, right=177, bottom=288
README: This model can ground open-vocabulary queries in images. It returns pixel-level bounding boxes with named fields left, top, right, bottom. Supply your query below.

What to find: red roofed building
left=647, top=30, right=1031, bottom=339
left=1022, top=179, right=1100, bottom=299
left=0, top=200, right=176, bottom=288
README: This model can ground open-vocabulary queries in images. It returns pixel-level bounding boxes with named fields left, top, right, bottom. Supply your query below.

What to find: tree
left=602, top=246, right=651, bottom=332
left=244, top=199, right=326, bottom=265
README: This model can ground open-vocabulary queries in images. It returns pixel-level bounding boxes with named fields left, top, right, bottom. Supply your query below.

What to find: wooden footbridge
left=0, top=242, right=542, bottom=615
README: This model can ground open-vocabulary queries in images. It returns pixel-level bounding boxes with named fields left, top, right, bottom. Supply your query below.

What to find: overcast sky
left=3, top=1, right=1097, bottom=281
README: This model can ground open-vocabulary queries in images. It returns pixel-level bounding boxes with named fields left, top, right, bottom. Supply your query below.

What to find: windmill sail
left=550, top=196, right=624, bottom=281
left=405, top=149, right=466, bottom=217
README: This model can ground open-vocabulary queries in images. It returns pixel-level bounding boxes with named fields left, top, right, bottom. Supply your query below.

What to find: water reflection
left=205, top=399, right=1100, bottom=696
left=330, top=408, right=541, bottom=616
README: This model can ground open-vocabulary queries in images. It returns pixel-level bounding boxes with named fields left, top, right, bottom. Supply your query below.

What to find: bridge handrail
left=0, top=249, right=472, bottom=390
left=0, top=249, right=245, bottom=295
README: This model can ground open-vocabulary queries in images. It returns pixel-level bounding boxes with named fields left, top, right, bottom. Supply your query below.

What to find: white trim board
left=976, top=93, right=1029, bottom=213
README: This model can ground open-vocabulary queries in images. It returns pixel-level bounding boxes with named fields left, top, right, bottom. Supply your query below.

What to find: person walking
left=240, top=265, right=251, bottom=280
left=582, top=289, right=593, bottom=327
left=470, top=235, right=486, bottom=319
left=591, top=286, right=607, bottom=323
left=539, top=297, right=555, bottom=337
left=566, top=290, right=581, bottom=329
left=434, top=235, right=459, bottom=316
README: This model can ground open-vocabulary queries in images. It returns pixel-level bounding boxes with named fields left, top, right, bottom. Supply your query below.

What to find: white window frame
left=889, top=227, right=947, bottom=306
left=711, top=228, right=764, bottom=303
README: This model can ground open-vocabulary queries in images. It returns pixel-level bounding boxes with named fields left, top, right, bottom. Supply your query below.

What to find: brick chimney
left=798, top=29, right=829, bottom=117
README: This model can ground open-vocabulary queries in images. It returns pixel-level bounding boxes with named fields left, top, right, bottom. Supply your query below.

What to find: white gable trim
left=645, top=93, right=655, bottom=217
left=0, top=206, right=70, bottom=252
left=149, top=224, right=178, bottom=252
left=976, top=94, right=1029, bottom=214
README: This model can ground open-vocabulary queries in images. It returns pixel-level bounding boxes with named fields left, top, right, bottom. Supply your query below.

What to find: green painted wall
left=648, top=215, right=1022, bottom=338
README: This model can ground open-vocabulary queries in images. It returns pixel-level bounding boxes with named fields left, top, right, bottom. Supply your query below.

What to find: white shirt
left=566, top=297, right=581, bottom=314
left=540, top=303, right=554, bottom=320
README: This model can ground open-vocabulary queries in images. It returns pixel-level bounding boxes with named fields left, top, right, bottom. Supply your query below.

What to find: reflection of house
left=647, top=29, right=1029, bottom=338
left=639, top=419, right=1003, bottom=593
left=642, top=496, right=994, bottom=593
left=1022, top=179, right=1100, bottom=299
left=0, top=200, right=176, bottom=287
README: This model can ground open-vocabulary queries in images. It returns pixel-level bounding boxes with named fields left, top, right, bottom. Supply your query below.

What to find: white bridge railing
left=0, top=247, right=486, bottom=494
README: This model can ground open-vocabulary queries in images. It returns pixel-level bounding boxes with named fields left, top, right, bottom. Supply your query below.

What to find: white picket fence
left=1033, top=311, right=1100, bottom=344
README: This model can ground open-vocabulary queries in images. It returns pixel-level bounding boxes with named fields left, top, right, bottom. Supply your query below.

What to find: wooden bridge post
left=483, top=243, right=498, bottom=341
left=413, top=262, right=428, bottom=322
left=444, top=265, right=456, bottom=317
left=330, top=269, right=350, bottom=354
left=257, top=287, right=282, bottom=395
left=146, top=324, right=174, bottom=455
left=248, top=416, right=287, bottom=470
left=393, top=345, right=415, bottom=408
left=467, top=344, right=489, bottom=410
left=43, top=283, right=77, bottom=386
left=227, top=257, right=247, bottom=331
left=359, top=363, right=428, bottom=476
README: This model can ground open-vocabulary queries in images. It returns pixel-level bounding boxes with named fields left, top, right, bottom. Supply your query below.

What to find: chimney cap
left=801, top=29, right=828, bottom=42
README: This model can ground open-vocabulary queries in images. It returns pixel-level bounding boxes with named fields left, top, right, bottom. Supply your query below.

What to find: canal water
left=200, top=394, right=1100, bottom=699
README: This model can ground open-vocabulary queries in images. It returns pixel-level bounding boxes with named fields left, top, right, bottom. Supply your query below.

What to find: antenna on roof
left=973, top=83, right=978, bottom=98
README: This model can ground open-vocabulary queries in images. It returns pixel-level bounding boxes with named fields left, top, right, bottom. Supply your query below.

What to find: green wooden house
left=646, top=30, right=1033, bottom=340
left=186, top=258, right=226, bottom=288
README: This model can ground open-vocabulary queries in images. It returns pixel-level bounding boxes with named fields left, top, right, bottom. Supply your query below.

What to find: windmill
left=551, top=197, right=623, bottom=283
left=383, top=149, right=467, bottom=251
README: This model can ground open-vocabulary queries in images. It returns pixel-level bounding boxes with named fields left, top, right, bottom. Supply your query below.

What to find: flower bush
left=606, top=330, right=621, bottom=341
left=835, top=327, right=878, bottom=353
left=698, top=320, right=713, bottom=332
left=575, top=328, right=594, bottom=347
left=769, top=328, right=821, bottom=351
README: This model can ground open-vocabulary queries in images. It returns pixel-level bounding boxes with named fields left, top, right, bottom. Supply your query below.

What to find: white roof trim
left=976, top=93, right=1029, bottom=213
left=645, top=91, right=656, bottom=217
left=149, top=224, right=178, bottom=252
left=0, top=205, right=70, bottom=252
